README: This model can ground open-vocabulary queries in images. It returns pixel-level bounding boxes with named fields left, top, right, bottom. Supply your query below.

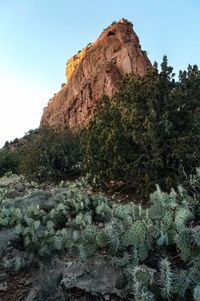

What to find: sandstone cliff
left=40, top=19, right=151, bottom=129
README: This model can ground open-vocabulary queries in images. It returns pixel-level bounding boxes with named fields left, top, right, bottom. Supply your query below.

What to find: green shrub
left=81, top=58, right=200, bottom=197
left=0, top=148, right=19, bottom=176
left=19, top=126, right=82, bottom=182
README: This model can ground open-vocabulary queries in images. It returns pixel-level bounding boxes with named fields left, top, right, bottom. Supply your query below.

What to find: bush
left=81, top=58, right=200, bottom=197
left=0, top=148, right=19, bottom=177
left=19, top=126, right=82, bottom=182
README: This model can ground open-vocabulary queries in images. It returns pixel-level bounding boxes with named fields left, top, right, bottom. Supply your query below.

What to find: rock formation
left=40, top=18, right=151, bottom=129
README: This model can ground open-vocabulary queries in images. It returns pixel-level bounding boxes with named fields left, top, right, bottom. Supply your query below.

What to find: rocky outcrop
left=40, top=18, right=151, bottom=129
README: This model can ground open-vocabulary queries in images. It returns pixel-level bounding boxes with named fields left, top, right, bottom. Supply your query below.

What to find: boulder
left=60, top=255, right=123, bottom=300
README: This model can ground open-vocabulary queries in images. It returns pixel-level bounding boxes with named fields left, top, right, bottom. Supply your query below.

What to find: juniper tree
left=81, top=57, right=200, bottom=197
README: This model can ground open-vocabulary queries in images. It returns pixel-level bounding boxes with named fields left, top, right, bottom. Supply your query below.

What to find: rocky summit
left=40, top=18, right=151, bottom=129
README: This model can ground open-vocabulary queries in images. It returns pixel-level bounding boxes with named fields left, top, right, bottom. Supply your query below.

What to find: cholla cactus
left=159, top=258, right=173, bottom=299
left=102, top=220, right=122, bottom=253
left=132, top=266, right=155, bottom=301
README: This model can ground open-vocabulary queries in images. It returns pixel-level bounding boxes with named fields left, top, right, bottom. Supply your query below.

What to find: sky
left=0, top=0, right=200, bottom=147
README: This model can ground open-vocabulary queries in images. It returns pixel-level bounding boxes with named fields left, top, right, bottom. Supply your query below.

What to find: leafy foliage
left=81, top=58, right=200, bottom=197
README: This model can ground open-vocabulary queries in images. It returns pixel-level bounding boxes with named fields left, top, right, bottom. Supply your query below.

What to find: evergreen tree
left=81, top=58, right=200, bottom=197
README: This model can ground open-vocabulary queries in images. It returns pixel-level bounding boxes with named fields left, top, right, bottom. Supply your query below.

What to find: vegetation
left=1, top=58, right=200, bottom=300
left=18, top=126, right=82, bottom=182
left=0, top=147, right=19, bottom=177
left=1, top=171, right=200, bottom=299
left=1, top=58, right=200, bottom=199
left=81, top=57, right=200, bottom=197
left=0, top=126, right=81, bottom=183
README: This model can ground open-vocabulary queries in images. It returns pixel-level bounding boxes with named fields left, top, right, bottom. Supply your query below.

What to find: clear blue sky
left=0, top=0, right=200, bottom=147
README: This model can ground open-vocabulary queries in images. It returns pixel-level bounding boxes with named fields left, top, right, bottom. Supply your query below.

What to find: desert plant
left=0, top=148, right=19, bottom=176
left=1, top=174, right=200, bottom=299
left=19, top=125, right=82, bottom=182
left=159, top=258, right=173, bottom=299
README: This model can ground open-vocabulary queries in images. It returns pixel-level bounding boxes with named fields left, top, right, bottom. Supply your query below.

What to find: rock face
left=40, top=18, right=151, bottom=129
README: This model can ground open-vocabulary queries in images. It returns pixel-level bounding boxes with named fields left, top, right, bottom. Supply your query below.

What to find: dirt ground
left=0, top=271, right=33, bottom=301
